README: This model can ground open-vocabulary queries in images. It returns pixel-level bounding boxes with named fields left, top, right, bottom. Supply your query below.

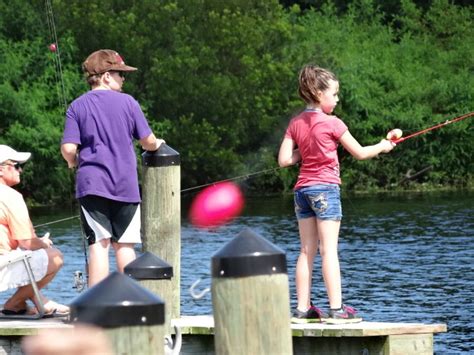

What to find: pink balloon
left=189, top=182, right=244, bottom=228
left=49, top=43, right=57, bottom=52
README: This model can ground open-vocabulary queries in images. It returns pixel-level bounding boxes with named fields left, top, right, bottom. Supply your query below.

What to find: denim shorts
left=294, top=184, right=342, bottom=221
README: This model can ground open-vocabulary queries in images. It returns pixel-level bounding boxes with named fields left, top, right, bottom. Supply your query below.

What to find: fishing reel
left=73, top=270, right=86, bottom=292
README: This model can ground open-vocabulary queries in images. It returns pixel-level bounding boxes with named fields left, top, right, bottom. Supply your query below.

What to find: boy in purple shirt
left=61, top=49, right=165, bottom=287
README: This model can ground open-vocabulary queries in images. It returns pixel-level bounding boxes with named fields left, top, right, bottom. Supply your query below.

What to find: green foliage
left=292, top=0, right=473, bottom=190
left=0, top=0, right=472, bottom=205
left=139, top=0, right=303, bottom=187
left=0, top=0, right=83, bottom=204
left=158, top=115, right=244, bottom=189
left=54, top=0, right=304, bottom=188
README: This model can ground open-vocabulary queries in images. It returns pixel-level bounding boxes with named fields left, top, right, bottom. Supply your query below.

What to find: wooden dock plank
left=0, top=318, right=71, bottom=336
left=172, top=315, right=447, bottom=338
left=292, top=321, right=447, bottom=337
left=0, top=315, right=447, bottom=355
left=0, top=315, right=447, bottom=338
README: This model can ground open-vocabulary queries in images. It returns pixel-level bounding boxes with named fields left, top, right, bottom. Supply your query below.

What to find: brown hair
left=298, top=65, right=338, bottom=105
left=85, top=73, right=102, bottom=87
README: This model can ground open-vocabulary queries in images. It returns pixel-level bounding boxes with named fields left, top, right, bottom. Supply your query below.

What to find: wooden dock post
left=69, top=271, right=165, bottom=355
left=141, top=144, right=180, bottom=321
left=211, top=227, right=293, bottom=355
left=124, top=251, right=173, bottom=333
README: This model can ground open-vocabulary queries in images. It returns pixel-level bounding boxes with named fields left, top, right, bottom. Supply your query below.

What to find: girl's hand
left=278, top=137, right=299, bottom=167
left=379, top=139, right=396, bottom=153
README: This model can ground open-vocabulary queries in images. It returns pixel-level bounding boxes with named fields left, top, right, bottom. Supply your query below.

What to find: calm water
left=12, top=190, right=473, bottom=354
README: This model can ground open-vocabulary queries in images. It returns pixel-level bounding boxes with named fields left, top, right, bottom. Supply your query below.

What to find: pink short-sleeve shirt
left=284, top=110, right=348, bottom=189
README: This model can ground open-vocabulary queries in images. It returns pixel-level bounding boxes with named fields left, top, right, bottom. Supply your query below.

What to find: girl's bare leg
left=317, top=219, right=342, bottom=309
left=295, top=217, right=319, bottom=311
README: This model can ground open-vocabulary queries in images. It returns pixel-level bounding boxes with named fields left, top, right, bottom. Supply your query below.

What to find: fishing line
left=44, top=0, right=88, bottom=290
left=393, top=111, right=473, bottom=144
left=33, top=215, right=79, bottom=228
left=39, top=109, right=474, bottom=228
left=45, top=0, right=68, bottom=113
left=34, top=166, right=284, bottom=227
left=181, top=167, right=280, bottom=194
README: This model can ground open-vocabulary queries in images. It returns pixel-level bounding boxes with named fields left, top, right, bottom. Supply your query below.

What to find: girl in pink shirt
left=278, top=65, right=395, bottom=323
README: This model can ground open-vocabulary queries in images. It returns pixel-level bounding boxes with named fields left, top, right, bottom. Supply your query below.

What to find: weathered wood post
left=69, top=271, right=165, bottom=355
left=211, top=227, right=293, bottom=355
left=141, top=144, right=180, bottom=321
left=124, top=251, right=173, bottom=333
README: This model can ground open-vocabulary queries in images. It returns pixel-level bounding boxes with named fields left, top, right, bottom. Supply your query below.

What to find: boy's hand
left=154, top=139, right=166, bottom=151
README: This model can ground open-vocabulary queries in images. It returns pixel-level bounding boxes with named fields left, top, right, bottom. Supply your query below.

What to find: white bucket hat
left=0, top=145, right=31, bottom=164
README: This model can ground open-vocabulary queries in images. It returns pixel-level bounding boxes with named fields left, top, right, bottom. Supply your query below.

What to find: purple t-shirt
left=61, top=90, right=152, bottom=202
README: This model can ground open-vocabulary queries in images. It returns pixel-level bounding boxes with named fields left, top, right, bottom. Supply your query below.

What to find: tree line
left=0, top=0, right=472, bottom=205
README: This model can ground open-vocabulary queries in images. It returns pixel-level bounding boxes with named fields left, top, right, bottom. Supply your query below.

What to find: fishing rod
left=391, top=111, right=473, bottom=144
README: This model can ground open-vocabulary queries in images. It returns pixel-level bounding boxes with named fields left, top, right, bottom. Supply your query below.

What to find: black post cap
left=69, top=272, right=165, bottom=328
left=211, top=227, right=287, bottom=278
left=142, top=143, right=180, bottom=167
left=124, top=251, right=173, bottom=280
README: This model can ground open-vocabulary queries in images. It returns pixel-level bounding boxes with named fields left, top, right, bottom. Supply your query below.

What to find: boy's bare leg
left=88, top=239, right=111, bottom=287
left=113, top=242, right=136, bottom=272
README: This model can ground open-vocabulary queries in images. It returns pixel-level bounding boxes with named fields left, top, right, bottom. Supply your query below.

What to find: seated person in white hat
left=0, top=145, right=69, bottom=315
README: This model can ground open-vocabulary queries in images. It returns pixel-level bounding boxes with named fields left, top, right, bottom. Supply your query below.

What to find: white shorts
left=0, top=249, right=48, bottom=292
